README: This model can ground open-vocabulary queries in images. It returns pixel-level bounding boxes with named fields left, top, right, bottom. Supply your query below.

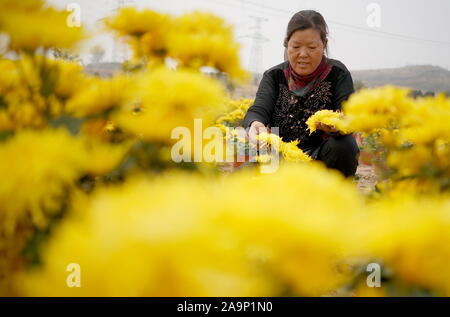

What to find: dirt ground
left=355, top=163, right=378, bottom=193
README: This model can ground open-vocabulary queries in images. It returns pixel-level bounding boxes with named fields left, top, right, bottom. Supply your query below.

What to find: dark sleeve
left=243, top=70, right=279, bottom=129
left=332, top=70, right=355, bottom=111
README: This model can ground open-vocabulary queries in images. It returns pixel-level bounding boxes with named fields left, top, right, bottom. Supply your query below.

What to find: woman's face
left=287, top=28, right=326, bottom=76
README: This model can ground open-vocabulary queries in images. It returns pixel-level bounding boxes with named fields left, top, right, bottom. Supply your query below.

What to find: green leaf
left=0, top=96, right=7, bottom=109
left=0, top=130, right=14, bottom=142
left=48, top=115, right=85, bottom=135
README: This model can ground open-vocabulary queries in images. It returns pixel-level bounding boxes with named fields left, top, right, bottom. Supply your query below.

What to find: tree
left=90, top=45, right=105, bottom=64
left=354, top=80, right=366, bottom=91
left=409, top=90, right=423, bottom=99
left=52, top=48, right=81, bottom=62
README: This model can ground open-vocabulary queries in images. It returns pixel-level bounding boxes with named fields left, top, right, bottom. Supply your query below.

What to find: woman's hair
left=283, top=10, right=329, bottom=53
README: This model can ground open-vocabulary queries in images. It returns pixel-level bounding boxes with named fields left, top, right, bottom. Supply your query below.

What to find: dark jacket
left=243, top=58, right=354, bottom=151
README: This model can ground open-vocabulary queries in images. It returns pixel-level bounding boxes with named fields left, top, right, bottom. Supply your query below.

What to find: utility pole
left=244, top=16, right=269, bottom=84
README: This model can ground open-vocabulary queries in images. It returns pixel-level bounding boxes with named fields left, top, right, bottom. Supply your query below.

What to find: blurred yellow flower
left=0, top=59, right=22, bottom=95
left=20, top=175, right=273, bottom=296
left=3, top=99, right=47, bottom=130
left=0, top=57, right=88, bottom=130
left=353, top=281, right=387, bottom=297
left=362, top=197, right=450, bottom=296
left=0, top=0, right=44, bottom=14
left=82, top=138, right=132, bottom=176
left=0, top=128, right=131, bottom=236
left=0, top=129, right=86, bottom=235
left=114, top=67, right=227, bottom=143
left=105, top=7, right=171, bottom=37
left=377, top=128, right=401, bottom=148
left=105, top=7, right=172, bottom=61
left=398, top=94, right=450, bottom=145
left=3, top=2, right=450, bottom=298
left=343, top=86, right=414, bottom=132
left=0, top=57, right=40, bottom=99
left=376, top=178, right=442, bottom=197
left=386, top=145, right=433, bottom=176
left=1, top=7, right=85, bottom=51
left=51, top=60, right=85, bottom=100
left=105, top=8, right=247, bottom=79
left=168, top=12, right=248, bottom=80
left=19, top=163, right=364, bottom=296
left=0, top=110, right=14, bottom=131
left=65, top=75, right=131, bottom=118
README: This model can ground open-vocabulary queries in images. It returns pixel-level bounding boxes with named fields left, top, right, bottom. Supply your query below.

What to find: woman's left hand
left=315, top=122, right=340, bottom=134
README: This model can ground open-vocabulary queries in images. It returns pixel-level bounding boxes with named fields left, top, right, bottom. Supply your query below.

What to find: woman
left=243, top=10, right=360, bottom=177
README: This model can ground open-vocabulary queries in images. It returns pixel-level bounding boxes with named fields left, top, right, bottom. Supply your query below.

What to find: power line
left=205, top=0, right=287, bottom=20
left=327, top=20, right=450, bottom=46
left=229, top=0, right=450, bottom=46
left=232, top=0, right=293, bottom=15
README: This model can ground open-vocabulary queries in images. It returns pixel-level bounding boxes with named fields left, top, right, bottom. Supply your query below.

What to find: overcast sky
left=49, top=0, right=450, bottom=72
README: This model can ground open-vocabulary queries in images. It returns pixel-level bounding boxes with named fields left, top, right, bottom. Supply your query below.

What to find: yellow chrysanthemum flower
left=80, top=119, right=116, bottom=141
left=65, top=75, right=131, bottom=118
left=361, top=197, right=450, bottom=296
left=306, top=109, right=350, bottom=134
left=254, top=154, right=272, bottom=164
left=105, top=7, right=172, bottom=61
left=1, top=7, right=85, bottom=51
left=375, top=178, right=442, bottom=197
left=0, top=0, right=44, bottom=14
left=168, top=11, right=248, bottom=80
left=82, top=138, right=132, bottom=176
left=398, top=94, right=450, bottom=145
left=0, top=129, right=86, bottom=235
left=0, top=110, right=14, bottom=131
left=105, top=7, right=171, bottom=37
left=20, top=163, right=364, bottom=296
left=386, top=145, right=433, bottom=176
left=0, top=128, right=131, bottom=236
left=377, top=128, right=401, bottom=148
left=215, top=98, right=254, bottom=127
left=2, top=99, right=47, bottom=130
left=51, top=60, right=85, bottom=100
left=257, top=132, right=312, bottom=163
left=347, top=87, right=450, bottom=191
left=0, top=57, right=88, bottom=130
left=114, top=67, right=227, bottom=143
left=433, top=138, right=450, bottom=170
left=343, top=86, right=414, bottom=132
left=19, top=176, right=273, bottom=296
left=0, top=59, right=22, bottom=95
left=0, top=56, right=40, bottom=98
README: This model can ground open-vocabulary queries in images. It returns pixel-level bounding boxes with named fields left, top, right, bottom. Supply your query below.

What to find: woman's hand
left=315, top=122, right=340, bottom=134
left=247, top=121, right=268, bottom=146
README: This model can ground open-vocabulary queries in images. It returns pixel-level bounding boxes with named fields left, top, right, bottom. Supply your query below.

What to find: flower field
left=1, top=0, right=450, bottom=297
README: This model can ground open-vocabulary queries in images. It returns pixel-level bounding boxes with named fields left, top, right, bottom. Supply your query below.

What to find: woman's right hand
left=247, top=121, right=268, bottom=145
